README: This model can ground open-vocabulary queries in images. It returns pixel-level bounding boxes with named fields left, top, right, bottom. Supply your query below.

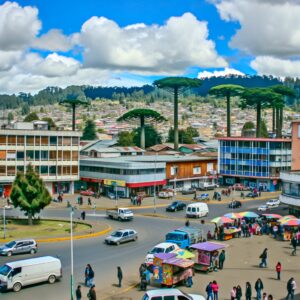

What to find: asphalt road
left=0, top=200, right=288, bottom=300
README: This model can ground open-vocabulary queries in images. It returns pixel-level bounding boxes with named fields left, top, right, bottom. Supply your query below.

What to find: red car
left=80, top=189, right=95, bottom=196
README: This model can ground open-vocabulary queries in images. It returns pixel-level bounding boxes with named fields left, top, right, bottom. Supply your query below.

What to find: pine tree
left=82, top=119, right=97, bottom=140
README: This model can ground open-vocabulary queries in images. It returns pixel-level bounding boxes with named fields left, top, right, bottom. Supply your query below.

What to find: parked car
left=246, top=192, right=258, bottom=198
left=105, top=229, right=137, bottom=245
left=198, top=182, right=219, bottom=191
left=159, top=189, right=175, bottom=199
left=266, top=199, right=280, bottom=207
left=145, top=243, right=179, bottom=265
left=228, top=200, right=242, bottom=209
left=142, top=289, right=205, bottom=300
left=196, top=193, right=209, bottom=201
left=166, top=201, right=186, bottom=212
left=0, top=240, right=37, bottom=257
left=258, top=205, right=269, bottom=212
left=182, top=188, right=196, bottom=195
left=80, top=189, right=95, bottom=196
left=232, top=183, right=249, bottom=191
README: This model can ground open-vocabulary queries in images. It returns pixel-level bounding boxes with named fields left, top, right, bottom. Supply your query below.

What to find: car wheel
left=13, top=282, right=22, bottom=292
left=48, top=275, right=56, bottom=284
left=7, top=251, right=12, bottom=257
left=134, top=236, right=138, bottom=241
left=30, top=249, right=36, bottom=255
left=116, top=241, right=120, bottom=246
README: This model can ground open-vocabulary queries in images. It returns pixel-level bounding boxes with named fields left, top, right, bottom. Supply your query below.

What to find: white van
left=0, top=256, right=62, bottom=292
left=186, top=203, right=209, bottom=218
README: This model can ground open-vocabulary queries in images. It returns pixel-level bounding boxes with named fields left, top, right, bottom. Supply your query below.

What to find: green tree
left=167, top=127, right=196, bottom=144
left=7, top=112, right=14, bottom=123
left=21, top=103, right=30, bottom=116
left=154, top=77, right=202, bottom=150
left=82, top=119, right=97, bottom=140
left=10, top=165, right=52, bottom=225
left=117, top=108, right=166, bottom=149
left=209, top=84, right=244, bottom=137
left=241, top=121, right=255, bottom=136
left=261, top=119, right=269, bottom=138
left=133, top=125, right=162, bottom=148
left=117, top=131, right=135, bottom=146
left=186, top=126, right=199, bottom=138
left=42, top=117, right=56, bottom=129
left=59, top=87, right=89, bottom=131
left=24, top=112, right=39, bottom=122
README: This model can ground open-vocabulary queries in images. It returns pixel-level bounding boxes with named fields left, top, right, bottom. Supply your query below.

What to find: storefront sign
left=104, top=179, right=126, bottom=187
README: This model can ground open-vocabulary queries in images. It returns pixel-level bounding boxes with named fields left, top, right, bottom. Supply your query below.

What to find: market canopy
left=262, top=213, right=282, bottom=219
left=280, top=219, right=300, bottom=226
left=191, top=241, right=226, bottom=252
left=224, top=212, right=243, bottom=219
left=240, top=211, right=259, bottom=218
left=154, top=253, right=176, bottom=261
left=173, top=249, right=195, bottom=259
left=211, top=216, right=234, bottom=224
left=165, top=257, right=194, bottom=268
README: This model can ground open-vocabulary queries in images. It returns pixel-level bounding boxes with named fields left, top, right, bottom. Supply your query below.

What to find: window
left=63, top=137, right=71, bottom=146
left=72, top=151, right=79, bottom=160
left=0, top=166, right=5, bottom=175
left=40, top=166, right=48, bottom=174
left=35, top=151, right=40, bottom=160
left=26, top=136, right=34, bottom=145
left=35, top=136, right=40, bottom=146
left=178, top=296, right=190, bottom=300
left=7, top=136, right=16, bottom=145
left=7, top=166, right=15, bottom=176
left=170, top=166, right=178, bottom=176
left=63, top=166, right=71, bottom=175
left=72, top=165, right=78, bottom=175
left=41, top=151, right=48, bottom=160
left=72, top=137, right=79, bottom=146
left=26, top=150, right=34, bottom=160
left=123, top=232, right=128, bottom=237
left=50, top=151, right=57, bottom=160
left=0, top=135, right=6, bottom=145
left=63, top=151, right=71, bottom=160
left=12, top=267, right=22, bottom=276
left=193, top=166, right=201, bottom=175
left=152, top=297, right=162, bottom=300
left=49, top=166, right=57, bottom=175
left=207, top=163, right=214, bottom=173
left=50, top=136, right=57, bottom=145
left=17, top=136, right=24, bottom=145
left=41, top=136, right=49, bottom=145
left=17, top=166, right=24, bottom=173
left=0, top=150, right=6, bottom=160
left=58, top=137, right=63, bottom=146
left=164, top=297, right=175, bottom=300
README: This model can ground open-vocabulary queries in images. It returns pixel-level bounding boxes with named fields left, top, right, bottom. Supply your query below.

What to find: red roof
left=218, top=137, right=291, bottom=142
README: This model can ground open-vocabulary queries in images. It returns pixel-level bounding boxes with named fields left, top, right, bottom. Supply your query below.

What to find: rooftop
left=218, top=137, right=291, bottom=142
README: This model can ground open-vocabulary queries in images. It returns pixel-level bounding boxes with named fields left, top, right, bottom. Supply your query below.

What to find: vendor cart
left=224, top=227, right=241, bottom=240
left=190, top=241, right=226, bottom=273
left=153, top=253, right=194, bottom=287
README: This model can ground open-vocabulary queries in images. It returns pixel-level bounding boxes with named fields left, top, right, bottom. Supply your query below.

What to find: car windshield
left=166, top=233, right=183, bottom=241
left=171, top=202, right=178, bottom=206
left=150, top=247, right=165, bottom=254
left=111, top=231, right=123, bottom=237
left=4, top=241, right=16, bottom=248
left=124, top=210, right=132, bottom=214
left=0, top=265, right=12, bottom=276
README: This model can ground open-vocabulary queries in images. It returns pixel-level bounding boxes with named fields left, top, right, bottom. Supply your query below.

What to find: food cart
left=153, top=253, right=194, bottom=287
left=223, top=227, right=241, bottom=240
left=190, top=241, right=226, bottom=273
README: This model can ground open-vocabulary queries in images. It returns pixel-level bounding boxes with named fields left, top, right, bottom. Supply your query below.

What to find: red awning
left=126, top=180, right=166, bottom=188
left=80, top=177, right=103, bottom=183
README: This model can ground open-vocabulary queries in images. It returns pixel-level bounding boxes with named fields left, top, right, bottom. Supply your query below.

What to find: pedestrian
left=88, top=197, right=92, bottom=206
left=276, top=262, right=281, bottom=280
left=87, top=285, right=96, bottom=300
left=236, top=285, right=242, bottom=300
left=211, top=280, right=219, bottom=300
left=267, top=295, right=273, bottom=300
left=139, top=263, right=146, bottom=279
left=81, top=211, right=86, bottom=221
left=230, top=286, right=236, bottom=300
left=245, top=282, right=252, bottom=300
left=185, top=219, right=190, bottom=227
left=273, top=225, right=278, bottom=239
left=255, top=278, right=264, bottom=300
left=218, top=250, right=225, bottom=270
left=85, top=264, right=94, bottom=287
left=186, top=268, right=193, bottom=287
left=262, top=293, right=268, bottom=300
left=259, top=248, right=268, bottom=268
left=140, top=273, right=147, bottom=291
left=291, top=235, right=297, bottom=256
left=76, top=285, right=82, bottom=300
left=286, top=277, right=297, bottom=299
left=205, top=282, right=214, bottom=300
left=117, top=266, right=123, bottom=287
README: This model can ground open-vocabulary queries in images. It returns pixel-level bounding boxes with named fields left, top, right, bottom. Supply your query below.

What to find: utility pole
left=70, top=207, right=74, bottom=300
left=153, top=153, right=157, bottom=214
left=3, top=200, right=6, bottom=240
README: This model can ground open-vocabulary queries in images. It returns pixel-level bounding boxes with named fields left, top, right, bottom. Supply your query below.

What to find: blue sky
left=0, top=0, right=299, bottom=93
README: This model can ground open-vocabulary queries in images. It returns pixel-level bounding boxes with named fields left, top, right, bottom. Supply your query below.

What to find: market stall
left=190, top=241, right=226, bottom=273
left=152, top=253, right=194, bottom=287
left=223, top=227, right=241, bottom=240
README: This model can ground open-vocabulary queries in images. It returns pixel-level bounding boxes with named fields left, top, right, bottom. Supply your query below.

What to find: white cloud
left=0, top=50, right=21, bottom=71
left=33, top=29, right=73, bottom=52
left=251, top=56, right=300, bottom=78
left=213, top=0, right=300, bottom=57
left=198, top=67, right=244, bottom=78
left=0, top=1, right=41, bottom=51
left=79, top=13, right=227, bottom=73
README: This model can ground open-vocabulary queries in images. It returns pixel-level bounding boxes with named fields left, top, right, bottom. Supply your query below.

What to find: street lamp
left=2, top=198, right=6, bottom=240
left=153, top=153, right=157, bottom=214
left=70, top=206, right=74, bottom=300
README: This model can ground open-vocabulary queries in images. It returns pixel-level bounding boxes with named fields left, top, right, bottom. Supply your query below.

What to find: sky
left=1, top=0, right=300, bottom=94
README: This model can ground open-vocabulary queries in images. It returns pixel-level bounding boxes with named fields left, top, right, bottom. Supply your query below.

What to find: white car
left=266, top=199, right=280, bottom=207
left=145, top=242, right=179, bottom=265
left=142, top=289, right=205, bottom=300
left=258, top=205, right=269, bottom=212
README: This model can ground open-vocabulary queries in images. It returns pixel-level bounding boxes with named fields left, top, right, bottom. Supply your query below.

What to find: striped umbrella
left=278, top=215, right=297, bottom=223
left=211, top=216, right=234, bottom=224
left=262, top=213, right=282, bottom=219
left=239, top=211, right=259, bottom=218
left=280, top=219, right=300, bottom=226
left=224, top=212, right=243, bottom=219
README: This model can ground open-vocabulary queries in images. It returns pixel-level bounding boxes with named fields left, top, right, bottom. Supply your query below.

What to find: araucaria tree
left=209, top=84, right=244, bottom=137
left=117, top=108, right=166, bottom=149
left=154, top=77, right=202, bottom=150
left=10, top=165, right=52, bottom=225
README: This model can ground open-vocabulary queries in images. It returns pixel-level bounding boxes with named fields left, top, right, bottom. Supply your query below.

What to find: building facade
left=0, top=125, right=81, bottom=196
left=218, top=137, right=292, bottom=191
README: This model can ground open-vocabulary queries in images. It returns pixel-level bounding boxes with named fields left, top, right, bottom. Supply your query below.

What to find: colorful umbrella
left=173, top=249, right=195, bottom=259
left=278, top=215, right=297, bottom=223
left=211, top=216, right=234, bottom=224
left=262, top=213, right=282, bottom=219
left=280, top=219, right=300, bottom=226
left=239, top=211, right=259, bottom=218
left=224, top=212, right=243, bottom=219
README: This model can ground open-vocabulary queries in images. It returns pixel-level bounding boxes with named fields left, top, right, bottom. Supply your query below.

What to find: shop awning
left=164, top=257, right=194, bottom=268
left=126, top=180, right=166, bottom=188
left=80, top=177, right=103, bottom=183
left=191, top=242, right=226, bottom=252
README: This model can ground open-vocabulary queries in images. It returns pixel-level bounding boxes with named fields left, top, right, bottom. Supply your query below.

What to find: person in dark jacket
left=87, top=285, right=96, bottom=300
left=85, top=264, right=94, bottom=287
left=205, top=282, right=214, bottom=300
left=291, top=236, right=297, bottom=256
left=259, top=248, right=268, bottom=267
left=117, top=266, right=123, bottom=287
left=218, top=250, right=225, bottom=269
left=255, top=278, right=264, bottom=300
left=236, top=285, right=242, bottom=300
left=76, top=285, right=82, bottom=300
left=245, top=282, right=252, bottom=300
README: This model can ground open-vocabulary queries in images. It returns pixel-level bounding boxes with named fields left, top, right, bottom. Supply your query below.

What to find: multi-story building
left=218, top=137, right=292, bottom=191
left=0, top=122, right=81, bottom=196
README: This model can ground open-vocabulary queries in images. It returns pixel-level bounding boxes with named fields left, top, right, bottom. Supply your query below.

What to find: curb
left=102, top=283, right=139, bottom=300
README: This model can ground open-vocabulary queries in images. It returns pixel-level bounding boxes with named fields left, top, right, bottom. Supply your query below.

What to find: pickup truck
left=106, top=208, right=134, bottom=221
left=165, top=226, right=202, bottom=249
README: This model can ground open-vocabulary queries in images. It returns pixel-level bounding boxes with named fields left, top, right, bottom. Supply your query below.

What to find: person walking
left=259, top=248, right=268, bottom=268
left=76, top=285, right=82, bottom=300
left=230, top=286, right=237, bottom=300
left=255, top=278, right=264, bottom=300
left=87, top=285, right=96, bottom=300
left=117, top=266, right=123, bottom=287
left=236, top=285, right=242, bottom=300
left=206, top=282, right=214, bottom=300
left=286, top=277, right=297, bottom=299
left=245, top=282, right=252, bottom=300
left=218, top=250, right=225, bottom=270
left=88, top=197, right=92, bottom=206
left=276, top=262, right=282, bottom=280
left=291, top=235, right=297, bottom=256
left=186, top=268, right=193, bottom=287
left=211, top=280, right=219, bottom=300
left=81, top=211, right=86, bottom=221
left=85, top=264, right=94, bottom=287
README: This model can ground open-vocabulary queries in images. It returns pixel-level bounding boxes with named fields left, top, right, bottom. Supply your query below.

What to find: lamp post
left=70, top=206, right=74, bottom=300
left=2, top=198, right=6, bottom=240
left=153, top=153, right=157, bottom=214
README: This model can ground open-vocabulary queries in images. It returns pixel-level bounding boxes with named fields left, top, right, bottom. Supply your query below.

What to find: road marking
left=86, top=213, right=106, bottom=217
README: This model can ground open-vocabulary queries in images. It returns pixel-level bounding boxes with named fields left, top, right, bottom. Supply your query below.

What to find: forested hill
left=0, top=74, right=295, bottom=110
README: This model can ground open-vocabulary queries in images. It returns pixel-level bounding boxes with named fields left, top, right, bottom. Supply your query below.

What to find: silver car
left=0, top=239, right=38, bottom=256
left=105, top=229, right=138, bottom=245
